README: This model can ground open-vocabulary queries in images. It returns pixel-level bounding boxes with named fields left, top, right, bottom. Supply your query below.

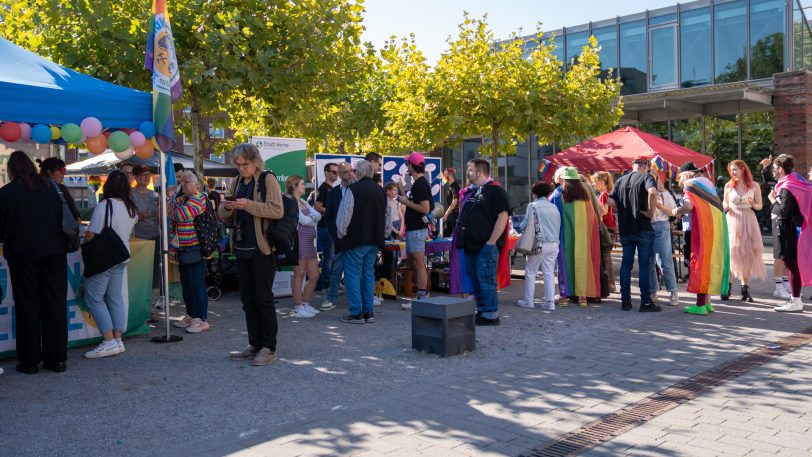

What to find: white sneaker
left=84, top=341, right=121, bottom=359
left=373, top=296, right=382, bottom=306
left=303, top=303, right=320, bottom=315
left=153, top=299, right=165, bottom=309
left=294, top=305, right=315, bottom=318
left=173, top=315, right=192, bottom=328
left=773, top=286, right=791, bottom=299
left=542, top=302, right=556, bottom=311
left=669, top=291, right=680, bottom=306
left=185, top=318, right=211, bottom=333
left=775, top=297, right=804, bottom=313
left=117, top=339, right=125, bottom=353
left=401, top=301, right=412, bottom=310
left=517, top=299, right=534, bottom=309
left=320, top=300, right=336, bottom=311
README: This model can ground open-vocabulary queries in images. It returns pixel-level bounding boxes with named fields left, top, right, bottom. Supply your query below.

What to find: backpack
left=257, top=171, right=299, bottom=267
left=193, top=196, right=220, bottom=257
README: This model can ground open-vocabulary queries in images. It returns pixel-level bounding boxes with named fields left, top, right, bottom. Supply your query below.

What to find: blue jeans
left=649, top=221, right=677, bottom=293
left=84, top=262, right=128, bottom=333
left=327, top=250, right=344, bottom=303
left=465, top=244, right=500, bottom=318
left=179, top=259, right=208, bottom=320
left=342, top=245, right=378, bottom=316
left=316, top=227, right=333, bottom=291
left=619, top=231, right=655, bottom=303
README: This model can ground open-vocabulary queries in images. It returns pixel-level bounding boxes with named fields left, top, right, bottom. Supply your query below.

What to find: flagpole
left=151, top=146, right=182, bottom=343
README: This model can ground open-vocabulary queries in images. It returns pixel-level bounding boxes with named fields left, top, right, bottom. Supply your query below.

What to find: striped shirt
left=171, top=192, right=207, bottom=247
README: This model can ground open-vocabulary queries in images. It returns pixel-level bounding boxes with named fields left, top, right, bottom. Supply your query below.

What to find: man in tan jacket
left=219, top=143, right=284, bottom=366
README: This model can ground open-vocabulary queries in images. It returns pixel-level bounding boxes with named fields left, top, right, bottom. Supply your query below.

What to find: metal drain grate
left=521, top=326, right=812, bottom=457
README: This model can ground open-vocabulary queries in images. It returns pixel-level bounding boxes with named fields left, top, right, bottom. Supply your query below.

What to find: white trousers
left=523, top=242, right=559, bottom=304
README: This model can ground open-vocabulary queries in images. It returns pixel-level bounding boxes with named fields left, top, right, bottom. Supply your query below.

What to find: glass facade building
left=444, top=0, right=812, bottom=214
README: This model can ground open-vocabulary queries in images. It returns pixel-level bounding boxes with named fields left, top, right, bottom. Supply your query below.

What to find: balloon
left=50, top=125, right=61, bottom=140
left=134, top=140, right=154, bottom=160
left=18, top=123, right=31, bottom=141
left=80, top=117, right=103, bottom=137
left=114, top=146, right=134, bottom=160
left=108, top=131, right=131, bottom=152
left=31, top=124, right=52, bottom=144
left=61, top=123, right=83, bottom=143
left=129, top=131, right=146, bottom=148
left=139, top=121, right=156, bottom=138
left=0, top=122, right=22, bottom=142
left=85, top=134, right=108, bottom=155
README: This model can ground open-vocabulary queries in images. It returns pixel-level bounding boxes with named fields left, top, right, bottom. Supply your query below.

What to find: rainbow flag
left=684, top=176, right=730, bottom=296
left=144, top=0, right=181, bottom=152
left=537, top=159, right=550, bottom=174
left=561, top=199, right=601, bottom=297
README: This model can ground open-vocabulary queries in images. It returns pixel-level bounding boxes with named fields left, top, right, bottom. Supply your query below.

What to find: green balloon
left=108, top=131, right=131, bottom=153
left=61, top=123, right=83, bottom=143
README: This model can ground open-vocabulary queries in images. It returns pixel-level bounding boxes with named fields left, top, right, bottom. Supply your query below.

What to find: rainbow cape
left=561, top=199, right=601, bottom=297
left=775, top=172, right=812, bottom=286
left=684, top=177, right=730, bottom=295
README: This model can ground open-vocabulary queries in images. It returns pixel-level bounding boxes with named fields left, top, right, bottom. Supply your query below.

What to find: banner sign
left=314, top=154, right=442, bottom=202
left=0, top=240, right=153, bottom=358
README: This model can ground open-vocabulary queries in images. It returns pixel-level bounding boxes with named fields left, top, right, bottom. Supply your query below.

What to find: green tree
left=0, top=0, right=367, bottom=169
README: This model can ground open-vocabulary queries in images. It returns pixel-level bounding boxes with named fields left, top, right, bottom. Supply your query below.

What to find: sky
left=361, top=0, right=812, bottom=64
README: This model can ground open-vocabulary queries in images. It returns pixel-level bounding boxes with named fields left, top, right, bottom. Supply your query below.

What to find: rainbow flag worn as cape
left=775, top=172, right=812, bottom=286
left=684, top=176, right=730, bottom=296
left=144, top=0, right=182, bottom=152
left=561, top=199, right=601, bottom=297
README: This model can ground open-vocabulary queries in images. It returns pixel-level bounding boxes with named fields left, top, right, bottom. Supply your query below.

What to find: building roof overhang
left=620, top=80, right=774, bottom=122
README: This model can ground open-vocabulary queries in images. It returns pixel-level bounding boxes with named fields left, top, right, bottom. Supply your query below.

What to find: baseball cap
left=405, top=152, right=425, bottom=166
left=678, top=162, right=700, bottom=173
left=562, top=167, right=580, bottom=180
left=632, top=155, right=651, bottom=165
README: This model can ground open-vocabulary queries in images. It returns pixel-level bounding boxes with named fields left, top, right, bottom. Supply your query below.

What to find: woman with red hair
left=722, top=160, right=766, bottom=301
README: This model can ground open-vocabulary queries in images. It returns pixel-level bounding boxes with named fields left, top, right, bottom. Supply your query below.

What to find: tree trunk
left=190, top=94, right=204, bottom=174
left=490, top=127, right=500, bottom=179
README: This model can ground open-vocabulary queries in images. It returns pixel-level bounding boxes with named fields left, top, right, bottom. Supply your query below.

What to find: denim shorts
left=405, top=229, right=428, bottom=254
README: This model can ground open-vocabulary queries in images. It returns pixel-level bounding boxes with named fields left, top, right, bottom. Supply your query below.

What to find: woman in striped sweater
left=170, top=170, right=211, bottom=333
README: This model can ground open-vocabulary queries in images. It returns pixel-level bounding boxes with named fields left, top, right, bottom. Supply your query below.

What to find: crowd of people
left=1, top=145, right=811, bottom=373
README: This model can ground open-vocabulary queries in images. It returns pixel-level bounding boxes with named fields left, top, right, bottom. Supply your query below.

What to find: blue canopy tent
left=0, top=37, right=152, bottom=128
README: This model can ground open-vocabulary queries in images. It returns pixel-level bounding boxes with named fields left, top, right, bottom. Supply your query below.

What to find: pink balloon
left=80, top=117, right=102, bottom=138
left=18, top=123, right=31, bottom=141
left=129, top=131, right=146, bottom=148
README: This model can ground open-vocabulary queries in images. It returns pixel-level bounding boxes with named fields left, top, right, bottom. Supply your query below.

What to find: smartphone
left=225, top=196, right=236, bottom=201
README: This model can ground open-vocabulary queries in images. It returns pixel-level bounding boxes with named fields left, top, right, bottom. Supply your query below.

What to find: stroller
left=204, top=235, right=229, bottom=301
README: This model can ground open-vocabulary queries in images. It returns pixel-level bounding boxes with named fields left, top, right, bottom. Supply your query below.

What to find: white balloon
left=114, top=146, right=135, bottom=160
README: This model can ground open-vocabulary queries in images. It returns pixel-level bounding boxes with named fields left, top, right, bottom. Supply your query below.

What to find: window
left=680, top=7, right=712, bottom=87
left=619, top=20, right=647, bottom=94
left=714, top=0, right=747, bottom=83
left=750, top=0, right=785, bottom=79
left=650, top=24, right=677, bottom=88
left=565, top=31, right=590, bottom=67
left=593, top=26, right=618, bottom=74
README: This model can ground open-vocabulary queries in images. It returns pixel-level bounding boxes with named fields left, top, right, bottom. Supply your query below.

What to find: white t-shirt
left=87, top=198, right=138, bottom=254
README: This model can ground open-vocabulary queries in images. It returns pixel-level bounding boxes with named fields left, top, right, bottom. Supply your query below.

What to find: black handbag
left=81, top=201, right=130, bottom=277
left=54, top=183, right=80, bottom=252
left=177, top=246, right=203, bottom=265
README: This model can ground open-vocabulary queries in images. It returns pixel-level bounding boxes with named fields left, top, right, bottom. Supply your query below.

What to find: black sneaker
left=621, top=301, right=632, bottom=311
left=639, top=303, right=662, bottom=313
left=475, top=315, right=500, bottom=326
left=363, top=312, right=375, bottom=323
left=340, top=314, right=365, bottom=324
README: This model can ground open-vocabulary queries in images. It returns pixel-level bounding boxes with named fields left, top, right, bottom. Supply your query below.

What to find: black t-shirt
left=456, top=183, right=510, bottom=253
left=609, top=171, right=656, bottom=235
left=445, top=181, right=461, bottom=215
left=316, top=181, right=333, bottom=227
left=404, top=175, right=432, bottom=231
left=235, top=178, right=258, bottom=250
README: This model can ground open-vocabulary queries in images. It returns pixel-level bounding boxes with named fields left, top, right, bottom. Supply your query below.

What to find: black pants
left=237, top=252, right=278, bottom=352
left=443, top=212, right=458, bottom=238
left=8, top=254, right=68, bottom=368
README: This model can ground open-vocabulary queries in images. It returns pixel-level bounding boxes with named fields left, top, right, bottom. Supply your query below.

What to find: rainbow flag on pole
left=144, top=0, right=181, bottom=152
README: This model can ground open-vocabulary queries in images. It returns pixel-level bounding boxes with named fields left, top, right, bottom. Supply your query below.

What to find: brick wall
left=773, top=70, right=812, bottom=176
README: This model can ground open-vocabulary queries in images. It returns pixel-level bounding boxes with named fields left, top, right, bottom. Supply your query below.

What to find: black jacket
left=324, top=184, right=345, bottom=252
left=0, top=178, right=68, bottom=262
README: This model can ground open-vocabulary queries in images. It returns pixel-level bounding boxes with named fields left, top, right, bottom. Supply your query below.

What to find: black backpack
left=257, top=171, right=299, bottom=267
left=193, top=196, right=220, bottom=257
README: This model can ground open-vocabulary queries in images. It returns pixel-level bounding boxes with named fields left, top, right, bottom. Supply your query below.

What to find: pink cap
left=405, top=152, right=425, bottom=166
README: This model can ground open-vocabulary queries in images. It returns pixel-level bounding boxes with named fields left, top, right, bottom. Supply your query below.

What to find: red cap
left=632, top=155, right=651, bottom=165
left=405, top=152, right=425, bottom=166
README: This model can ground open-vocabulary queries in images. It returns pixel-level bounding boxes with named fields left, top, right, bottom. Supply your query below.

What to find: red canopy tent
left=543, top=126, right=714, bottom=177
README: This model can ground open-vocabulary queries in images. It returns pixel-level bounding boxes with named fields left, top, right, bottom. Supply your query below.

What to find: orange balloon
left=86, top=134, right=108, bottom=155
left=134, top=140, right=154, bottom=160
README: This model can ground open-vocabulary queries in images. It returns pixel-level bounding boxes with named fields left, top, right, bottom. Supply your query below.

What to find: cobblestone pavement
left=2, top=254, right=811, bottom=457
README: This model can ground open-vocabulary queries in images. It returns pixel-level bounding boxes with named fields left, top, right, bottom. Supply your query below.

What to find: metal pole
left=527, top=133, right=532, bottom=204
left=152, top=147, right=182, bottom=343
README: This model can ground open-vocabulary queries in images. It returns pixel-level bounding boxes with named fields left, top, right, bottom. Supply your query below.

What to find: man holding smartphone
left=398, top=152, right=432, bottom=308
